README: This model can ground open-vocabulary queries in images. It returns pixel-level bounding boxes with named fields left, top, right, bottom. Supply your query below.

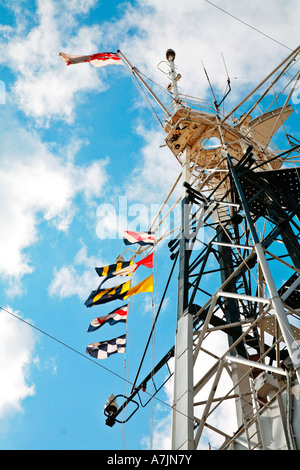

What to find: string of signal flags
left=85, top=231, right=155, bottom=360
left=58, top=54, right=156, bottom=361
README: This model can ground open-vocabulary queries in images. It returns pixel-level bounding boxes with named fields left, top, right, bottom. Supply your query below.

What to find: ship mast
left=162, top=46, right=300, bottom=450
left=105, top=45, right=300, bottom=451
left=165, top=49, right=194, bottom=450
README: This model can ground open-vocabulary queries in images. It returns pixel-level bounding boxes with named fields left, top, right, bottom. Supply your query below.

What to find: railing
left=164, top=93, right=221, bottom=119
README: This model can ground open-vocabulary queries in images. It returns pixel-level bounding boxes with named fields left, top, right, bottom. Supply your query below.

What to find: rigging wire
left=0, top=279, right=199, bottom=429
left=150, top=238, right=157, bottom=450
left=137, top=68, right=173, bottom=98
left=127, top=66, right=165, bottom=128
left=204, top=0, right=294, bottom=52
left=0, top=305, right=128, bottom=382
left=121, top=295, right=133, bottom=449
left=0, top=304, right=189, bottom=420
left=130, top=251, right=179, bottom=394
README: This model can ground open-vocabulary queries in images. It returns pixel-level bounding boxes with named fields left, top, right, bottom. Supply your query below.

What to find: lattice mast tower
left=110, top=46, right=300, bottom=450
left=162, top=46, right=300, bottom=450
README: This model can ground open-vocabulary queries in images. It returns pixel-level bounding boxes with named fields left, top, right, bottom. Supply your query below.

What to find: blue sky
left=0, top=0, right=299, bottom=451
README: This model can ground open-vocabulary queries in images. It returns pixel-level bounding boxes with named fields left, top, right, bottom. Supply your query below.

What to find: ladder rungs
left=243, top=409, right=254, bottom=420
left=249, top=429, right=260, bottom=440
left=251, top=441, right=263, bottom=450
left=242, top=397, right=253, bottom=406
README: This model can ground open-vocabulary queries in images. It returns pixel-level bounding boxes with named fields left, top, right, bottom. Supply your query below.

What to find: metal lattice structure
left=105, top=46, right=300, bottom=451
left=165, top=46, right=300, bottom=450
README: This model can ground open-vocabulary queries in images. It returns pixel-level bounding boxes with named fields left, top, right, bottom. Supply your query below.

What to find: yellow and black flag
left=95, top=253, right=154, bottom=287
left=95, top=259, right=135, bottom=287
left=85, top=279, right=131, bottom=307
left=85, top=275, right=153, bottom=308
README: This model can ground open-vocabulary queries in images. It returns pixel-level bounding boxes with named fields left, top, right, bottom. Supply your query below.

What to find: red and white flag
left=59, top=51, right=122, bottom=68
left=123, top=231, right=155, bottom=246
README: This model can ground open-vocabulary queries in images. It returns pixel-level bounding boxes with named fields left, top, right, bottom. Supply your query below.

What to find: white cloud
left=0, top=307, right=37, bottom=419
left=0, top=0, right=105, bottom=123
left=127, top=124, right=180, bottom=204
left=141, top=358, right=174, bottom=450
left=95, top=0, right=300, bottom=236
left=0, top=0, right=298, bottom=443
left=74, top=159, right=109, bottom=202
left=92, top=123, right=181, bottom=242
left=2, top=0, right=299, bottom=123
left=108, top=0, right=300, bottom=108
left=141, top=412, right=172, bottom=450
left=59, top=0, right=98, bottom=15
left=0, top=113, right=108, bottom=295
left=48, top=243, right=105, bottom=300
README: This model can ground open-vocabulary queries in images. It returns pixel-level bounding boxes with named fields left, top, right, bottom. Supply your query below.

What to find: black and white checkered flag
left=86, top=334, right=126, bottom=359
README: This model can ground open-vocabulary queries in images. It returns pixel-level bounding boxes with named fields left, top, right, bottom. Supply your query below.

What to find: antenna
left=201, top=60, right=218, bottom=108
left=218, top=52, right=231, bottom=107
left=201, top=55, right=231, bottom=110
